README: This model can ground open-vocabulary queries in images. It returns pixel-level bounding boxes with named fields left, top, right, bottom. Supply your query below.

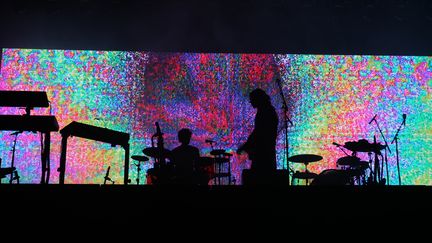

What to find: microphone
left=368, top=114, right=377, bottom=125
left=205, top=139, right=215, bottom=144
left=332, top=142, right=342, bottom=147
left=402, top=114, right=406, bottom=126
left=10, top=131, right=22, bottom=136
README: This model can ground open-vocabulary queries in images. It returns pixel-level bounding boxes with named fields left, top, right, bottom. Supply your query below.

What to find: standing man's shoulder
left=190, top=145, right=200, bottom=157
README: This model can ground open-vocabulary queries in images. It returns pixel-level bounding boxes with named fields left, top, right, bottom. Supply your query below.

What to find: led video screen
left=1, top=49, right=431, bottom=185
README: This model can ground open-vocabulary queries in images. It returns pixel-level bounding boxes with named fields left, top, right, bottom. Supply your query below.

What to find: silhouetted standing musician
left=170, top=128, right=201, bottom=184
left=237, top=88, right=279, bottom=184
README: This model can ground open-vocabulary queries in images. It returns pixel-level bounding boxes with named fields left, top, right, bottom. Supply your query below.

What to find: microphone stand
left=103, top=166, right=114, bottom=185
left=370, top=118, right=391, bottom=185
left=391, top=120, right=404, bottom=185
left=9, top=132, right=20, bottom=184
left=276, top=79, right=294, bottom=185
left=333, top=143, right=350, bottom=157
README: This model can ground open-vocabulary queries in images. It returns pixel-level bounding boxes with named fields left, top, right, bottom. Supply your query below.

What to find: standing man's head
left=178, top=128, right=192, bottom=145
left=249, top=88, right=271, bottom=108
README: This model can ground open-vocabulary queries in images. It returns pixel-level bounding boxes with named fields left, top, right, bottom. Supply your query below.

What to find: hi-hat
left=131, top=155, right=149, bottom=162
left=287, top=154, right=323, bottom=163
left=142, top=147, right=171, bottom=158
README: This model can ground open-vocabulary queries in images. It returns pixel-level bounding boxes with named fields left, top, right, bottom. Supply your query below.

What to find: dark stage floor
left=0, top=184, right=430, bottom=239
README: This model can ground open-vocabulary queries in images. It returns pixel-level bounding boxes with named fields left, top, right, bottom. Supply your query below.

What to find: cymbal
left=210, top=149, right=226, bottom=156
left=337, top=156, right=360, bottom=166
left=344, top=139, right=386, bottom=153
left=287, top=154, right=323, bottom=163
left=131, top=155, right=149, bottom=162
left=142, top=147, right=171, bottom=158
left=292, top=171, right=318, bottom=179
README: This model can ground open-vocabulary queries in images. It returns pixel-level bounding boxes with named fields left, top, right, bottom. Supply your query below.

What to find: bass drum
left=310, top=169, right=351, bottom=186
left=146, top=164, right=175, bottom=185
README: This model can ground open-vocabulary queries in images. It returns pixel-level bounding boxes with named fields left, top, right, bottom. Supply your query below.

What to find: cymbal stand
left=134, top=162, right=142, bottom=185
left=276, top=78, right=294, bottom=185
left=9, top=132, right=20, bottom=184
left=391, top=118, right=405, bottom=185
left=304, top=162, right=311, bottom=186
left=373, top=139, right=380, bottom=184
left=370, top=118, right=391, bottom=185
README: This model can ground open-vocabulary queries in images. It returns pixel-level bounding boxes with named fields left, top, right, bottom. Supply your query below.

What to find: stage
left=1, top=184, right=430, bottom=236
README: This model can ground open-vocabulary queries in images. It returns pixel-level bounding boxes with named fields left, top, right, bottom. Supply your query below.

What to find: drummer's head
left=178, top=128, right=192, bottom=145
left=249, top=88, right=271, bottom=108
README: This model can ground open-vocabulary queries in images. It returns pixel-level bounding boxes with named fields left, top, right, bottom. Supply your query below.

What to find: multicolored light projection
left=1, top=49, right=431, bottom=185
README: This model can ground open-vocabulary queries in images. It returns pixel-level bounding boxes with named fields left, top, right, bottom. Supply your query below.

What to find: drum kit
left=289, top=138, right=387, bottom=186
left=129, top=119, right=386, bottom=186
left=133, top=138, right=385, bottom=186
left=133, top=146, right=232, bottom=185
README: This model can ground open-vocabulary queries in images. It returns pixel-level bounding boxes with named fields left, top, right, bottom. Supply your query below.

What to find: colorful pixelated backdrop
left=0, top=49, right=431, bottom=185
